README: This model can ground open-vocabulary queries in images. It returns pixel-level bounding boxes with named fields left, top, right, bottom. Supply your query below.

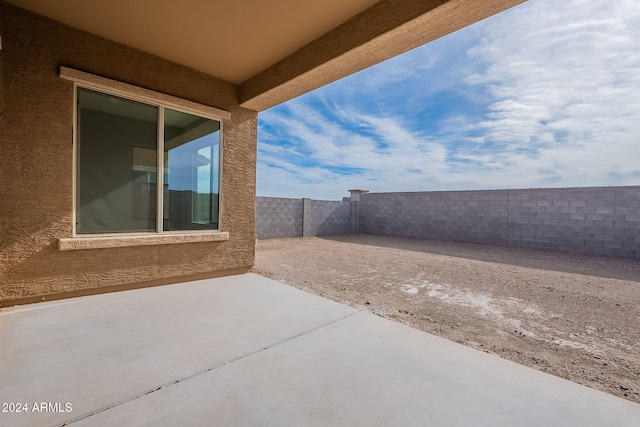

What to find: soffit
left=6, top=0, right=379, bottom=84
left=6, top=0, right=527, bottom=111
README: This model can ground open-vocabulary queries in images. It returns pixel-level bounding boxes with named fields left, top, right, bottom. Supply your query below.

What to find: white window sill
left=58, top=232, right=229, bottom=251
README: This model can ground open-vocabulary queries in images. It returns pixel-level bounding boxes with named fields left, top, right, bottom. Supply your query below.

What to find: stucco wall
left=358, top=187, right=640, bottom=259
left=0, top=3, right=257, bottom=303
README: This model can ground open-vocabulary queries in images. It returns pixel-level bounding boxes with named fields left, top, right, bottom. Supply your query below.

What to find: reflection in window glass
left=164, top=109, right=220, bottom=231
left=76, top=88, right=222, bottom=234
left=77, top=88, right=158, bottom=234
left=195, top=146, right=212, bottom=223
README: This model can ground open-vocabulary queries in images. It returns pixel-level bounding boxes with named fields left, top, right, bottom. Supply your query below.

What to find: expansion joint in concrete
left=57, top=310, right=363, bottom=426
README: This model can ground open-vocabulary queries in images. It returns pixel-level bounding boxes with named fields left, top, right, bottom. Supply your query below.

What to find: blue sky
left=257, top=0, right=640, bottom=200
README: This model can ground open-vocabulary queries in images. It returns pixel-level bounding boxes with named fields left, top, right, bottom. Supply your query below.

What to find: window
left=76, top=87, right=221, bottom=235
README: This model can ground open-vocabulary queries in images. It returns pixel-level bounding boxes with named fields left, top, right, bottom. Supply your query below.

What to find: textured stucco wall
left=358, top=187, right=640, bottom=259
left=0, top=4, right=257, bottom=303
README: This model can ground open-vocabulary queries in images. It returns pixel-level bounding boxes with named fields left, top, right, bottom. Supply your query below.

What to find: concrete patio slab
left=0, top=274, right=356, bottom=427
left=1, top=273, right=639, bottom=426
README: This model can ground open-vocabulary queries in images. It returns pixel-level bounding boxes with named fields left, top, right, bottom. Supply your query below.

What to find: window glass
left=164, top=109, right=220, bottom=231
left=77, top=88, right=158, bottom=233
left=76, top=88, right=221, bottom=235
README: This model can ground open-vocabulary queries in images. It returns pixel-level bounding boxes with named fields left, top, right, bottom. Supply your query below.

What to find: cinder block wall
left=507, top=187, right=640, bottom=258
left=256, top=197, right=304, bottom=239
left=358, top=186, right=640, bottom=259
left=256, top=197, right=352, bottom=239
left=358, top=190, right=508, bottom=246
left=310, top=200, right=352, bottom=236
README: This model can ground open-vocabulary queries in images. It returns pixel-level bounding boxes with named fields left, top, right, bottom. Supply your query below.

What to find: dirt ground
left=253, top=234, right=640, bottom=404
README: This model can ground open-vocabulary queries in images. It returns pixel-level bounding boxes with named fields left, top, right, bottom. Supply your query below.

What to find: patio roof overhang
left=5, top=0, right=526, bottom=111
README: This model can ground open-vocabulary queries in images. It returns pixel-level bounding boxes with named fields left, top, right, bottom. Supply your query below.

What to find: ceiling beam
left=239, top=0, right=526, bottom=112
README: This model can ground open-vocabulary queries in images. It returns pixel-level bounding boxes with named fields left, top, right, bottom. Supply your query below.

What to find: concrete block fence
left=256, top=196, right=353, bottom=239
left=256, top=186, right=640, bottom=259
left=358, top=186, right=640, bottom=259
left=309, top=199, right=352, bottom=236
left=255, top=197, right=304, bottom=239
left=505, top=187, right=640, bottom=258
left=358, top=190, right=509, bottom=246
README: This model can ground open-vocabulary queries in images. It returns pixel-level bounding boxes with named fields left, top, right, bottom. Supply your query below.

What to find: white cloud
left=258, top=102, right=451, bottom=199
left=257, top=0, right=640, bottom=199
left=457, top=0, right=640, bottom=184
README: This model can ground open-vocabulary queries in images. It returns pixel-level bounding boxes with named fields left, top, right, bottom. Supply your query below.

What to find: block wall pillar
left=349, top=189, right=368, bottom=234
left=302, top=198, right=311, bottom=237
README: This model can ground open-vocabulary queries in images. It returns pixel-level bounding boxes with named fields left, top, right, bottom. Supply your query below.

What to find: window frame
left=189, top=139, right=219, bottom=226
left=62, top=67, right=229, bottom=239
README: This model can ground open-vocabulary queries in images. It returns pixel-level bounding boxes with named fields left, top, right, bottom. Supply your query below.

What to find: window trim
left=58, top=232, right=229, bottom=251
left=60, top=67, right=231, bottom=121
left=61, top=67, right=229, bottom=243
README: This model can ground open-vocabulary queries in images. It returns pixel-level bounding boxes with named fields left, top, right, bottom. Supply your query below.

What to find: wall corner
left=348, top=189, right=368, bottom=234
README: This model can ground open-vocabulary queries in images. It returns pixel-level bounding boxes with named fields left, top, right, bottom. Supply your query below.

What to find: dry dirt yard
left=253, top=234, right=640, bottom=404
